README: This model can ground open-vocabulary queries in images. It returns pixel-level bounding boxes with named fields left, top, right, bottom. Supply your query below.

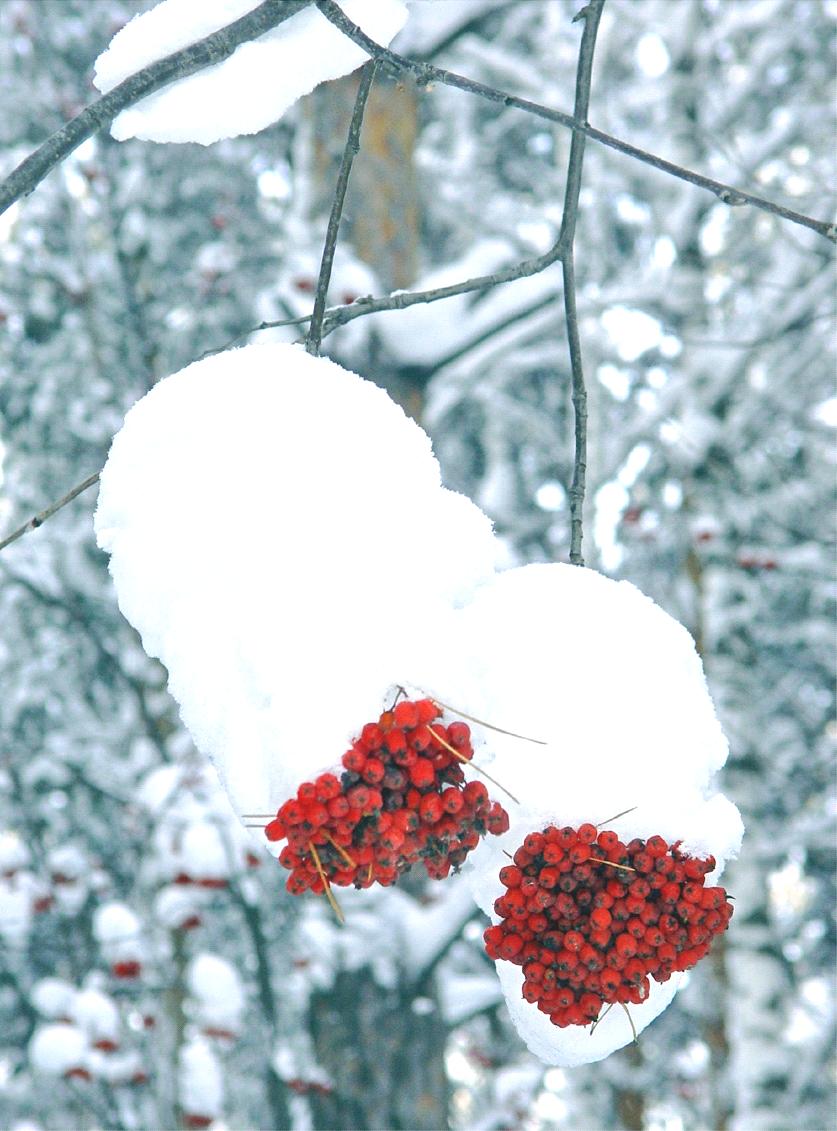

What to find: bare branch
left=314, top=0, right=836, bottom=244
left=0, top=1, right=311, bottom=218
left=306, top=60, right=378, bottom=355
left=560, top=0, right=605, bottom=566
left=0, top=471, right=100, bottom=553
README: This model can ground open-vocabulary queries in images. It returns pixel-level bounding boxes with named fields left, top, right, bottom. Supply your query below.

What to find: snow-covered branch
left=0, top=1, right=312, bottom=217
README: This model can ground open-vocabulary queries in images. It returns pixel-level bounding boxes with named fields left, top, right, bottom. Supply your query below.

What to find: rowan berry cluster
left=264, top=699, right=510, bottom=893
left=484, top=824, right=733, bottom=1029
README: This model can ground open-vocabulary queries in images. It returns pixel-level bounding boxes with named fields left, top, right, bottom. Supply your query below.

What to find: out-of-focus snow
left=29, top=1024, right=88, bottom=1076
left=179, top=1038, right=223, bottom=1118
left=394, top=0, right=506, bottom=56
left=0, top=830, right=29, bottom=871
left=95, top=342, right=497, bottom=819
left=187, top=953, right=245, bottom=1032
left=410, top=561, right=743, bottom=1064
left=93, top=902, right=141, bottom=944
left=93, top=0, right=408, bottom=145
left=32, top=979, right=76, bottom=1020
left=70, top=989, right=120, bottom=1042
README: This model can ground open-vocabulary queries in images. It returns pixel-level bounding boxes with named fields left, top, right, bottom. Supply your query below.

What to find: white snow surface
left=29, top=1024, right=88, bottom=1075
left=95, top=342, right=742, bottom=1067
left=179, top=1038, right=223, bottom=1118
left=93, top=902, right=141, bottom=944
left=93, top=0, right=408, bottom=144
left=187, top=953, right=245, bottom=1030
left=95, top=342, right=497, bottom=817
left=31, top=978, right=76, bottom=1020
left=70, top=989, right=120, bottom=1041
left=409, top=562, right=743, bottom=1064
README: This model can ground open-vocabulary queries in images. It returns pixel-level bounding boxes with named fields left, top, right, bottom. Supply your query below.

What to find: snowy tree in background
left=0, top=2, right=834, bottom=1130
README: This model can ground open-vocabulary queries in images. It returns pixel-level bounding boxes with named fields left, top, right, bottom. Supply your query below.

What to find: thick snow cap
left=93, top=0, right=408, bottom=144
left=95, top=341, right=741, bottom=1068
left=94, top=342, right=497, bottom=816
left=411, top=563, right=743, bottom=1064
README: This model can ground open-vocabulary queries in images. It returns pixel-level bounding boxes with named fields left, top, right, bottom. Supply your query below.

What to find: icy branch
left=314, top=0, right=836, bottom=243
left=0, top=1, right=311, bottom=217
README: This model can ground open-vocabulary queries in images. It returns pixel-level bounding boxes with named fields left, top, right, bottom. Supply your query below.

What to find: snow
left=154, top=884, right=207, bottom=929
left=92, top=901, right=142, bottom=959
left=408, top=562, right=743, bottom=1064
left=93, top=0, right=408, bottom=145
left=0, top=830, right=29, bottom=872
left=187, top=953, right=245, bottom=1031
left=0, top=879, right=32, bottom=946
left=29, top=1024, right=88, bottom=1076
left=31, top=979, right=76, bottom=1020
left=95, top=342, right=497, bottom=819
left=179, top=1038, right=223, bottom=1118
left=95, top=342, right=742, bottom=1067
left=70, top=989, right=120, bottom=1042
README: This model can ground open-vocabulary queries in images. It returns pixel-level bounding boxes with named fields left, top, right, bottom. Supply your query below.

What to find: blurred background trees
left=0, top=1, right=834, bottom=1128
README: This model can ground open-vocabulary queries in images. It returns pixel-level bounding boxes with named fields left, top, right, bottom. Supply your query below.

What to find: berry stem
left=421, top=694, right=547, bottom=745
left=323, top=831, right=356, bottom=868
left=589, top=1001, right=614, bottom=1035
left=427, top=726, right=521, bottom=805
left=589, top=856, right=636, bottom=873
left=595, top=806, right=637, bottom=827
left=308, top=841, right=345, bottom=924
left=620, top=1002, right=638, bottom=1043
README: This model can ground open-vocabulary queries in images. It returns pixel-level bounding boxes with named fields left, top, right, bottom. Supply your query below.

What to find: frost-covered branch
left=306, top=60, right=378, bottom=356
left=0, top=1, right=311, bottom=217
left=560, top=0, right=604, bottom=566
left=315, top=0, right=836, bottom=243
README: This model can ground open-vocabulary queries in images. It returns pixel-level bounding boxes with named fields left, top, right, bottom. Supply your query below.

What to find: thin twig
left=0, top=471, right=100, bottom=553
left=0, top=1, right=311, bottom=217
left=559, top=0, right=604, bottom=565
left=314, top=0, right=836, bottom=244
left=306, top=60, right=378, bottom=355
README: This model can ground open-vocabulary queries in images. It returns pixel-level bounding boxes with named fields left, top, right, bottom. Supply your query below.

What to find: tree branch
left=314, top=0, right=836, bottom=243
left=560, top=0, right=604, bottom=566
left=0, top=0, right=311, bottom=217
left=0, top=471, right=100, bottom=553
left=306, top=60, right=378, bottom=355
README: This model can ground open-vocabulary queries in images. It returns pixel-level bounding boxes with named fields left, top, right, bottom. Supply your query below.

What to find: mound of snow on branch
left=409, top=562, right=743, bottom=1065
left=95, top=341, right=742, bottom=1068
left=93, top=0, right=407, bottom=145
left=95, top=342, right=497, bottom=817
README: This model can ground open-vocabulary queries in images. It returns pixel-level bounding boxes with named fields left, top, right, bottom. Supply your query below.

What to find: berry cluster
left=265, top=699, right=510, bottom=893
left=484, top=824, right=733, bottom=1029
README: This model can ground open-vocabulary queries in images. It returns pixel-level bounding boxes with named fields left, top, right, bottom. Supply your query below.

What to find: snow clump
left=93, top=0, right=408, bottom=145
left=95, top=342, right=497, bottom=820
left=411, top=563, right=743, bottom=1065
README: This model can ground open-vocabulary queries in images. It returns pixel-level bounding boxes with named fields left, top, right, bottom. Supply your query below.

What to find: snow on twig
left=0, top=1, right=312, bottom=216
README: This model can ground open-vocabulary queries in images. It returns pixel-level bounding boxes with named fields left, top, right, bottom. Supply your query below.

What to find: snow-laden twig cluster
left=95, top=343, right=742, bottom=1065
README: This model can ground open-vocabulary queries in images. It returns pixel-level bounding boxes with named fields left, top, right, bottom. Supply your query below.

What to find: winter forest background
left=0, top=1, right=835, bottom=1130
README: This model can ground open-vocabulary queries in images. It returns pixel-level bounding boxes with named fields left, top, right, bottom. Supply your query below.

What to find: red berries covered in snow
left=264, top=699, right=510, bottom=901
left=485, top=825, right=733, bottom=1029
